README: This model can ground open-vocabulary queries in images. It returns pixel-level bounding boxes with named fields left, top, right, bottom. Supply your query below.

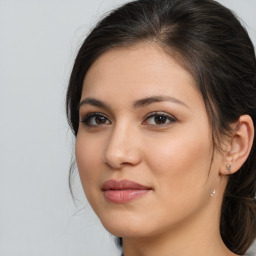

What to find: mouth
left=102, top=179, right=152, bottom=204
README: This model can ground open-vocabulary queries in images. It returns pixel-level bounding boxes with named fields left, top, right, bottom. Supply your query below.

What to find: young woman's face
left=76, top=44, right=223, bottom=238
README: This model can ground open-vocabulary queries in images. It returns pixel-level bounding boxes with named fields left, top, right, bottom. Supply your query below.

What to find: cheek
left=145, top=125, right=213, bottom=195
left=139, top=131, right=213, bottom=228
left=75, top=134, right=103, bottom=196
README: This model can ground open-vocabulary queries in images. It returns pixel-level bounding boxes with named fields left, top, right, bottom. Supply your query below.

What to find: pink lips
left=102, top=179, right=152, bottom=204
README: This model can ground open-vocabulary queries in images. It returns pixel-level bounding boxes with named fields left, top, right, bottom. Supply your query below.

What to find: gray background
left=0, top=0, right=256, bottom=255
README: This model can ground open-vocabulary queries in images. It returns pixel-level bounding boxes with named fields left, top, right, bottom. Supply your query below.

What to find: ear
left=219, top=115, right=254, bottom=175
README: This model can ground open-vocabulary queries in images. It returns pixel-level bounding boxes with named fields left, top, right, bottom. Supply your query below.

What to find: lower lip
left=104, top=190, right=150, bottom=203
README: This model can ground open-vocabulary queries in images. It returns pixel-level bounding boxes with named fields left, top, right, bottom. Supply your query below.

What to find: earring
left=210, top=189, right=216, bottom=197
left=226, top=164, right=231, bottom=172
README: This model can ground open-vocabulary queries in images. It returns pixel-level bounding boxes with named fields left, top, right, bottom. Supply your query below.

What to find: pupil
left=96, top=116, right=106, bottom=124
left=155, top=115, right=166, bottom=124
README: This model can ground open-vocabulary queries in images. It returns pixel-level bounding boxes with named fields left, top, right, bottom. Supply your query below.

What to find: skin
left=75, top=44, right=247, bottom=256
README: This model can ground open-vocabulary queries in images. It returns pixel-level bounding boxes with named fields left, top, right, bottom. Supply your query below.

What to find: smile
left=102, top=179, right=152, bottom=204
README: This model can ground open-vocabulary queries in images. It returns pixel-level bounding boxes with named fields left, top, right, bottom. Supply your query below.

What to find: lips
left=102, top=179, right=152, bottom=203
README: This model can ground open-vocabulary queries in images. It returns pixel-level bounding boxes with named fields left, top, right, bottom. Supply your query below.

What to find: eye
left=80, top=113, right=111, bottom=127
left=143, top=112, right=176, bottom=126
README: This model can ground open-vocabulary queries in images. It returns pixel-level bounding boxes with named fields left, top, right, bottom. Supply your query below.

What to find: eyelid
left=144, top=111, right=176, bottom=119
left=82, top=111, right=108, bottom=118
left=80, top=112, right=111, bottom=126
left=143, top=111, right=177, bottom=125
left=80, top=111, right=176, bottom=128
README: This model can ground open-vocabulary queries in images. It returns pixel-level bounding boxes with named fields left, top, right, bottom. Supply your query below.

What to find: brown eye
left=81, top=113, right=111, bottom=127
left=144, top=112, right=176, bottom=126
left=154, top=115, right=167, bottom=124
left=95, top=116, right=108, bottom=124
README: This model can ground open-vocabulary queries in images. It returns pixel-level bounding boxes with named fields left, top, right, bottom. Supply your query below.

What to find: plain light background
left=0, top=1, right=256, bottom=255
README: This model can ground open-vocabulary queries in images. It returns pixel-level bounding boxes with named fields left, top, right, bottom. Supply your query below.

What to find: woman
left=66, top=0, right=256, bottom=255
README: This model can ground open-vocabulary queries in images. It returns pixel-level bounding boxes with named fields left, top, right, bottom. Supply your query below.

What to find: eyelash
left=80, top=112, right=176, bottom=128
left=143, top=112, right=176, bottom=126
left=80, top=112, right=111, bottom=127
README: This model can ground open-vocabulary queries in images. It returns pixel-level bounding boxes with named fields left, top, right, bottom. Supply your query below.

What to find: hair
left=66, top=0, right=256, bottom=254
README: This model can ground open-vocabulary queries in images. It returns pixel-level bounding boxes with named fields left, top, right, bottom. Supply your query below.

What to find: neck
left=122, top=199, right=237, bottom=256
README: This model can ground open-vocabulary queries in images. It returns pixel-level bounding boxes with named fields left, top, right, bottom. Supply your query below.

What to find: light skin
left=75, top=44, right=254, bottom=256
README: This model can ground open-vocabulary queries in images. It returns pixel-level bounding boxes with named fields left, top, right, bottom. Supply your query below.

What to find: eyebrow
left=78, top=95, right=189, bottom=110
left=78, top=98, right=111, bottom=110
left=133, top=95, right=189, bottom=109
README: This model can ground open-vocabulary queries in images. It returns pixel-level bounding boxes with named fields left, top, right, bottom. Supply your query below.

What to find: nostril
left=103, top=147, right=142, bottom=169
left=103, top=128, right=143, bottom=168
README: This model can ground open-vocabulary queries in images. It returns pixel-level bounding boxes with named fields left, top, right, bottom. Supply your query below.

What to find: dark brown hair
left=66, top=0, right=256, bottom=254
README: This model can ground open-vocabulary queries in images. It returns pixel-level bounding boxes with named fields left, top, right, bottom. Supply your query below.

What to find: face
left=76, top=44, right=223, bottom=238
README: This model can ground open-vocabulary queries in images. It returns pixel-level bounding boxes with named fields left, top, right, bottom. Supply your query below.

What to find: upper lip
left=102, top=179, right=152, bottom=191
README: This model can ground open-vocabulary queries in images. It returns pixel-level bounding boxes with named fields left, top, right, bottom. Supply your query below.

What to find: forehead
left=81, top=44, right=202, bottom=107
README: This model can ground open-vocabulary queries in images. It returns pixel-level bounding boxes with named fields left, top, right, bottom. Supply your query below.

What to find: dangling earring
left=226, top=164, right=231, bottom=172
left=210, top=189, right=216, bottom=197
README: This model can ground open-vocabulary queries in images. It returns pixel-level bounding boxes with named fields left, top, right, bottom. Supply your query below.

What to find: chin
left=99, top=214, right=151, bottom=238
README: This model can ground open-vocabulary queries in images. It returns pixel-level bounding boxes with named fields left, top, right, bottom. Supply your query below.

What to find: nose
left=103, top=125, right=142, bottom=169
